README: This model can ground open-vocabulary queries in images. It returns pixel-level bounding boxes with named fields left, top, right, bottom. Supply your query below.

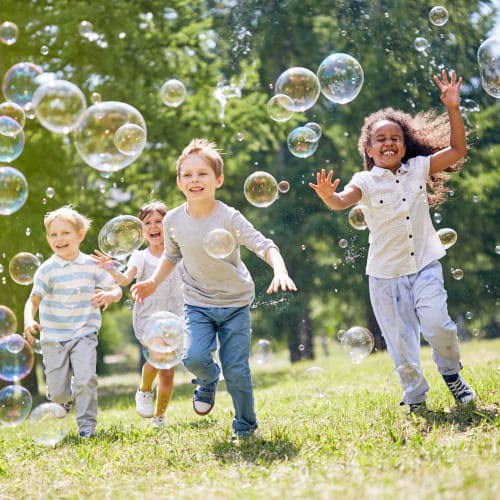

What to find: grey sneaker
left=79, top=429, right=95, bottom=439
left=151, top=416, right=165, bottom=429
left=442, top=373, right=476, bottom=404
left=135, top=390, right=154, bottom=418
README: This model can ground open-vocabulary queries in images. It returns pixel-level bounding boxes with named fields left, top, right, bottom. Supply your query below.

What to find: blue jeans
left=183, top=305, right=257, bottom=434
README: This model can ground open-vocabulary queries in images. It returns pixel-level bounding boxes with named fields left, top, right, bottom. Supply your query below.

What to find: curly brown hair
left=357, top=107, right=467, bottom=207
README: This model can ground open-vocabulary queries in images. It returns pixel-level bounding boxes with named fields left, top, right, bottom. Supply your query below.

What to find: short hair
left=176, top=138, right=224, bottom=177
left=138, top=201, right=168, bottom=221
left=44, top=205, right=92, bottom=234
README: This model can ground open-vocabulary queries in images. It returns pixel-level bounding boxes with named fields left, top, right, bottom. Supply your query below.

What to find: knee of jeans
left=223, top=369, right=252, bottom=391
left=47, top=388, right=71, bottom=403
left=72, top=374, right=97, bottom=391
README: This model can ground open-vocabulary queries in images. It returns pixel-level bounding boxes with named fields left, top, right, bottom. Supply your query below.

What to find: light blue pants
left=42, top=334, right=98, bottom=432
left=183, top=305, right=257, bottom=434
left=369, top=261, right=462, bottom=404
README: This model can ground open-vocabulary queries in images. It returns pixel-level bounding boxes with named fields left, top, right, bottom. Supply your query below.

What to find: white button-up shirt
left=349, top=155, right=445, bottom=278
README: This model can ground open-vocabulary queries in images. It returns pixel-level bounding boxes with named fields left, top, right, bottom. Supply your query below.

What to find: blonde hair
left=176, top=138, right=224, bottom=177
left=44, top=205, right=92, bottom=234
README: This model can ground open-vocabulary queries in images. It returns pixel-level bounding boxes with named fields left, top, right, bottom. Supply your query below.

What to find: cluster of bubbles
left=98, top=215, right=145, bottom=259
left=141, top=311, right=184, bottom=370
left=337, top=326, right=375, bottom=364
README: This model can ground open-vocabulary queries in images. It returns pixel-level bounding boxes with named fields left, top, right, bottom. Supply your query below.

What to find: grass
left=1, top=338, right=499, bottom=500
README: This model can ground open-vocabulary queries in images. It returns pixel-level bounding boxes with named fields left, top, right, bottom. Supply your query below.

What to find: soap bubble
left=339, top=238, right=348, bottom=249
left=141, top=312, right=184, bottom=369
left=395, top=363, right=424, bottom=392
left=29, top=402, right=69, bottom=447
left=203, top=228, right=236, bottom=259
left=414, top=37, right=430, bottom=52
left=78, top=20, right=94, bottom=38
left=429, top=6, right=449, bottom=27
left=252, top=338, right=273, bottom=364
left=278, top=180, right=290, bottom=193
left=317, top=53, right=364, bottom=104
left=348, top=205, right=367, bottom=230
left=287, top=126, right=319, bottom=158
left=0, top=116, right=24, bottom=162
left=32, top=79, right=87, bottom=134
left=0, top=305, right=17, bottom=336
left=304, top=122, right=322, bottom=140
left=74, top=101, right=147, bottom=173
left=0, top=166, right=29, bottom=215
left=266, top=94, right=294, bottom=122
left=2, top=62, right=43, bottom=112
left=0, top=21, right=19, bottom=46
left=0, top=101, right=26, bottom=128
left=437, top=227, right=457, bottom=249
left=243, top=171, right=279, bottom=208
left=98, top=215, right=145, bottom=259
left=160, top=79, right=187, bottom=107
left=113, top=123, right=146, bottom=156
left=8, top=252, right=41, bottom=285
left=0, top=384, right=32, bottom=427
left=274, top=67, right=321, bottom=112
left=477, top=36, right=500, bottom=99
left=452, top=268, right=464, bottom=280
left=45, top=186, right=55, bottom=198
left=0, top=334, right=34, bottom=382
left=340, top=326, right=374, bottom=364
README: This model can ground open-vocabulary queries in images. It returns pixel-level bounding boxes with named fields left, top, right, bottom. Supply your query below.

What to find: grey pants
left=42, top=334, right=98, bottom=432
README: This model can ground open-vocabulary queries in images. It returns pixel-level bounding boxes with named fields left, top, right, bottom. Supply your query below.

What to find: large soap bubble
left=243, top=171, right=279, bottom=208
left=74, top=101, right=147, bottom=173
left=477, top=36, right=500, bottom=99
left=0, top=305, right=17, bottom=336
left=2, top=62, right=43, bottom=113
left=0, top=116, right=24, bottom=162
left=437, top=227, right=457, bottom=249
left=160, top=79, right=187, bottom=107
left=0, top=166, right=28, bottom=215
left=29, top=402, right=69, bottom=447
left=287, top=126, right=319, bottom=158
left=98, top=215, right=145, bottom=259
left=0, top=384, right=32, bottom=427
left=274, top=67, right=320, bottom=112
left=203, top=228, right=236, bottom=259
left=0, top=334, right=34, bottom=382
left=8, top=252, right=41, bottom=285
left=32, top=79, right=87, bottom=134
left=340, top=326, right=374, bottom=364
left=317, top=53, right=364, bottom=104
left=348, top=205, right=367, bottom=230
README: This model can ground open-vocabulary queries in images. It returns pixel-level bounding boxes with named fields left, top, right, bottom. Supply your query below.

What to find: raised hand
left=433, top=69, right=462, bottom=109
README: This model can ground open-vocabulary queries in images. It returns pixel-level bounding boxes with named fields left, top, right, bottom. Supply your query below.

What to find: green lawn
left=1, top=338, right=499, bottom=500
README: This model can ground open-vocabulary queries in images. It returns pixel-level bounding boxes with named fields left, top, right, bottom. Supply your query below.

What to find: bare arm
left=130, top=255, right=176, bottom=304
left=92, top=249, right=137, bottom=287
left=309, top=169, right=362, bottom=210
left=429, top=69, right=467, bottom=176
left=24, top=294, right=42, bottom=344
left=264, top=247, right=298, bottom=294
left=91, top=285, right=123, bottom=311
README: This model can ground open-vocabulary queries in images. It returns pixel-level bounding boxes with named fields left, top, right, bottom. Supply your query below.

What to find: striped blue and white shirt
left=30, top=252, right=116, bottom=342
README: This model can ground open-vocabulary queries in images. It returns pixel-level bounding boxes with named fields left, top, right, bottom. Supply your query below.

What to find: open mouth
left=382, top=150, right=396, bottom=156
left=149, top=232, right=161, bottom=239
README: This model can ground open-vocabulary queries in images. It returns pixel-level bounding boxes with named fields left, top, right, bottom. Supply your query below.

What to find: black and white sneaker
left=401, top=400, right=427, bottom=414
left=442, top=373, right=476, bottom=404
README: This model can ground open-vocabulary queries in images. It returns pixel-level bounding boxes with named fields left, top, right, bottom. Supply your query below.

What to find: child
left=131, top=138, right=297, bottom=441
left=92, top=201, right=183, bottom=429
left=23, top=206, right=122, bottom=438
left=309, top=69, right=475, bottom=413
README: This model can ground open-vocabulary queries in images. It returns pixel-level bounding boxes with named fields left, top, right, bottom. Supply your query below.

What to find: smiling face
left=366, top=120, right=406, bottom=173
left=46, top=217, right=85, bottom=261
left=176, top=153, right=224, bottom=202
left=141, top=210, right=165, bottom=247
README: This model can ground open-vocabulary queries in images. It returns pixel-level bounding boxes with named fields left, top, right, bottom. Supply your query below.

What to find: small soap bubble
left=414, top=37, right=430, bottom=52
left=287, top=126, right=319, bottom=158
left=236, top=132, right=244, bottom=142
left=113, top=123, right=146, bottom=156
left=79, top=20, right=94, bottom=38
left=429, top=6, right=449, bottom=27
left=0, top=385, right=32, bottom=427
left=452, top=268, right=464, bottom=280
left=348, top=205, right=367, bottom=230
left=304, top=122, right=322, bottom=140
left=32, top=338, right=42, bottom=354
left=433, top=212, right=442, bottom=224
left=266, top=94, right=294, bottom=122
left=278, top=180, right=290, bottom=193
left=0, top=334, right=34, bottom=382
left=339, top=238, right=348, bottom=249
left=0, top=21, right=19, bottom=46
left=465, top=311, right=473, bottom=320
left=203, top=228, right=235, bottom=259
left=0, top=116, right=25, bottom=162
left=243, top=171, right=279, bottom=208
left=477, top=36, right=500, bottom=99
left=2, top=62, right=43, bottom=112
left=160, top=79, right=187, bottom=107
left=90, top=92, right=101, bottom=104
left=0, top=305, right=17, bottom=336
left=98, top=215, right=144, bottom=259
left=25, top=227, right=31, bottom=236
left=495, top=245, right=500, bottom=254
left=8, top=252, right=40, bottom=285
left=317, top=52, right=364, bottom=104
left=252, top=338, right=273, bottom=364
left=0, top=101, right=26, bottom=128
left=40, top=45, right=49, bottom=56
left=29, top=402, right=70, bottom=447
left=124, top=299, right=134, bottom=309
left=274, top=67, right=321, bottom=112
left=336, top=329, right=346, bottom=341
left=45, top=186, right=55, bottom=198
left=437, top=227, right=457, bottom=249
left=340, top=326, right=374, bottom=364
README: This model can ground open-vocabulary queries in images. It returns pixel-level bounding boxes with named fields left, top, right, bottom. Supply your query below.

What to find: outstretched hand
left=308, top=169, right=341, bottom=202
left=433, top=69, right=462, bottom=108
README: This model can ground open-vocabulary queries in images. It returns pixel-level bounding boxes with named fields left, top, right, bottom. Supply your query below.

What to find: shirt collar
left=371, top=162, right=409, bottom=176
left=53, top=251, right=86, bottom=266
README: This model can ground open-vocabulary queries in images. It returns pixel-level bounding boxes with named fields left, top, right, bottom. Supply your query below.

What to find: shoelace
left=446, top=377, right=469, bottom=397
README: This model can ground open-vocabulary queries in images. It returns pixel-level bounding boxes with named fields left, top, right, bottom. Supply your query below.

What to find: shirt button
left=409, top=234, right=413, bottom=238
left=402, top=198, right=406, bottom=202
left=406, top=216, right=410, bottom=220
left=410, top=252, right=415, bottom=256
left=379, top=200, right=383, bottom=204
left=396, top=180, right=399, bottom=183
